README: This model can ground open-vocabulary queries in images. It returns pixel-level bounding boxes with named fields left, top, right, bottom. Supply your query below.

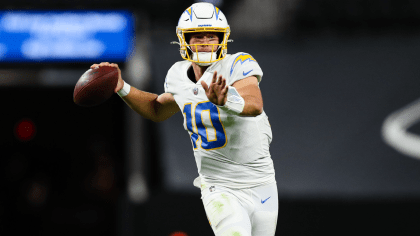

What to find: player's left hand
left=201, top=71, right=228, bottom=106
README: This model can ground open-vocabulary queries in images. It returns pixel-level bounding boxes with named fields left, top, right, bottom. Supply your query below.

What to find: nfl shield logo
left=193, top=87, right=199, bottom=95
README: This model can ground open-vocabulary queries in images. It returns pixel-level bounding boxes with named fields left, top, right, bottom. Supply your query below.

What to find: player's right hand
left=90, top=62, right=124, bottom=93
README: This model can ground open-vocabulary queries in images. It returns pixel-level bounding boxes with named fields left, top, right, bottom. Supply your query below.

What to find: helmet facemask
left=176, top=27, right=231, bottom=66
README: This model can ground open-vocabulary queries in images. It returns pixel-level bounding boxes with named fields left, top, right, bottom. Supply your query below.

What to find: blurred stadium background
left=2, top=0, right=420, bottom=235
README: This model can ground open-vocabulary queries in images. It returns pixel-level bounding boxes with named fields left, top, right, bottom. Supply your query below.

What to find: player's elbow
left=149, top=116, right=161, bottom=123
left=149, top=111, right=167, bottom=123
left=242, top=102, right=263, bottom=117
left=149, top=109, right=178, bottom=123
left=251, top=98, right=264, bottom=116
left=252, top=104, right=264, bottom=116
left=151, top=116, right=168, bottom=123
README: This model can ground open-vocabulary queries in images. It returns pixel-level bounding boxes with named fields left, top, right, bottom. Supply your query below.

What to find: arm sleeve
left=227, top=52, right=263, bottom=86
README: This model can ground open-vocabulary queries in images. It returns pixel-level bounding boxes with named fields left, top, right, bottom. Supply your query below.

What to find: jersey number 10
left=183, top=101, right=227, bottom=150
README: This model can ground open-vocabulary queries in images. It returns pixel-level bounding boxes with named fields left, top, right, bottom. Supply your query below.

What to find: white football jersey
left=164, top=52, right=275, bottom=189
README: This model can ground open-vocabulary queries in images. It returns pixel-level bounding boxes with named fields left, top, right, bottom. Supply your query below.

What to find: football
left=73, top=66, right=119, bottom=107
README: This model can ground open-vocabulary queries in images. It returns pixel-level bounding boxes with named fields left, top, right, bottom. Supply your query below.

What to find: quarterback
left=91, top=2, right=278, bottom=236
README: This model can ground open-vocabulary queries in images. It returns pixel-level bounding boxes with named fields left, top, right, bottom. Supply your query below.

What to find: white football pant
left=200, top=182, right=278, bottom=236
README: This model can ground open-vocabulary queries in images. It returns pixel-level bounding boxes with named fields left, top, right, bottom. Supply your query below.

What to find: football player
left=91, top=2, right=278, bottom=236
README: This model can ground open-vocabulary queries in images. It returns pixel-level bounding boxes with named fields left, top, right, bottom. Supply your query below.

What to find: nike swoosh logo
left=243, top=69, right=253, bottom=76
left=261, top=196, right=271, bottom=204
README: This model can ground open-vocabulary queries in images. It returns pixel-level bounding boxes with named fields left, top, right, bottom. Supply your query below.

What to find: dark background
left=2, top=0, right=420, bottom=235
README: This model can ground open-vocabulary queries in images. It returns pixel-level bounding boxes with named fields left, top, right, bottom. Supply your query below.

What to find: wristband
left=217, top=86, right=245, bottom=114
left=117, top=80, right=131, bottom=97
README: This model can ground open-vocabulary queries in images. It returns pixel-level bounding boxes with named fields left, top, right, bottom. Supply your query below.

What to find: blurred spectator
left=84, top=135, right=119, bottom=202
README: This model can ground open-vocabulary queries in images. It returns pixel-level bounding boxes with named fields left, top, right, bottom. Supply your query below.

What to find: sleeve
left=227, top=52, right=263, bottom=86
left=163, top=63, right=177, bottom=94
left=164, top=75, right=171, bottom=94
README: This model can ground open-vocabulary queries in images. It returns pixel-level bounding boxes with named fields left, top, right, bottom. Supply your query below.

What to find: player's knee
left=251, top=211, right=278, bottom=236
left=220, top=226, right=250, bottom=236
